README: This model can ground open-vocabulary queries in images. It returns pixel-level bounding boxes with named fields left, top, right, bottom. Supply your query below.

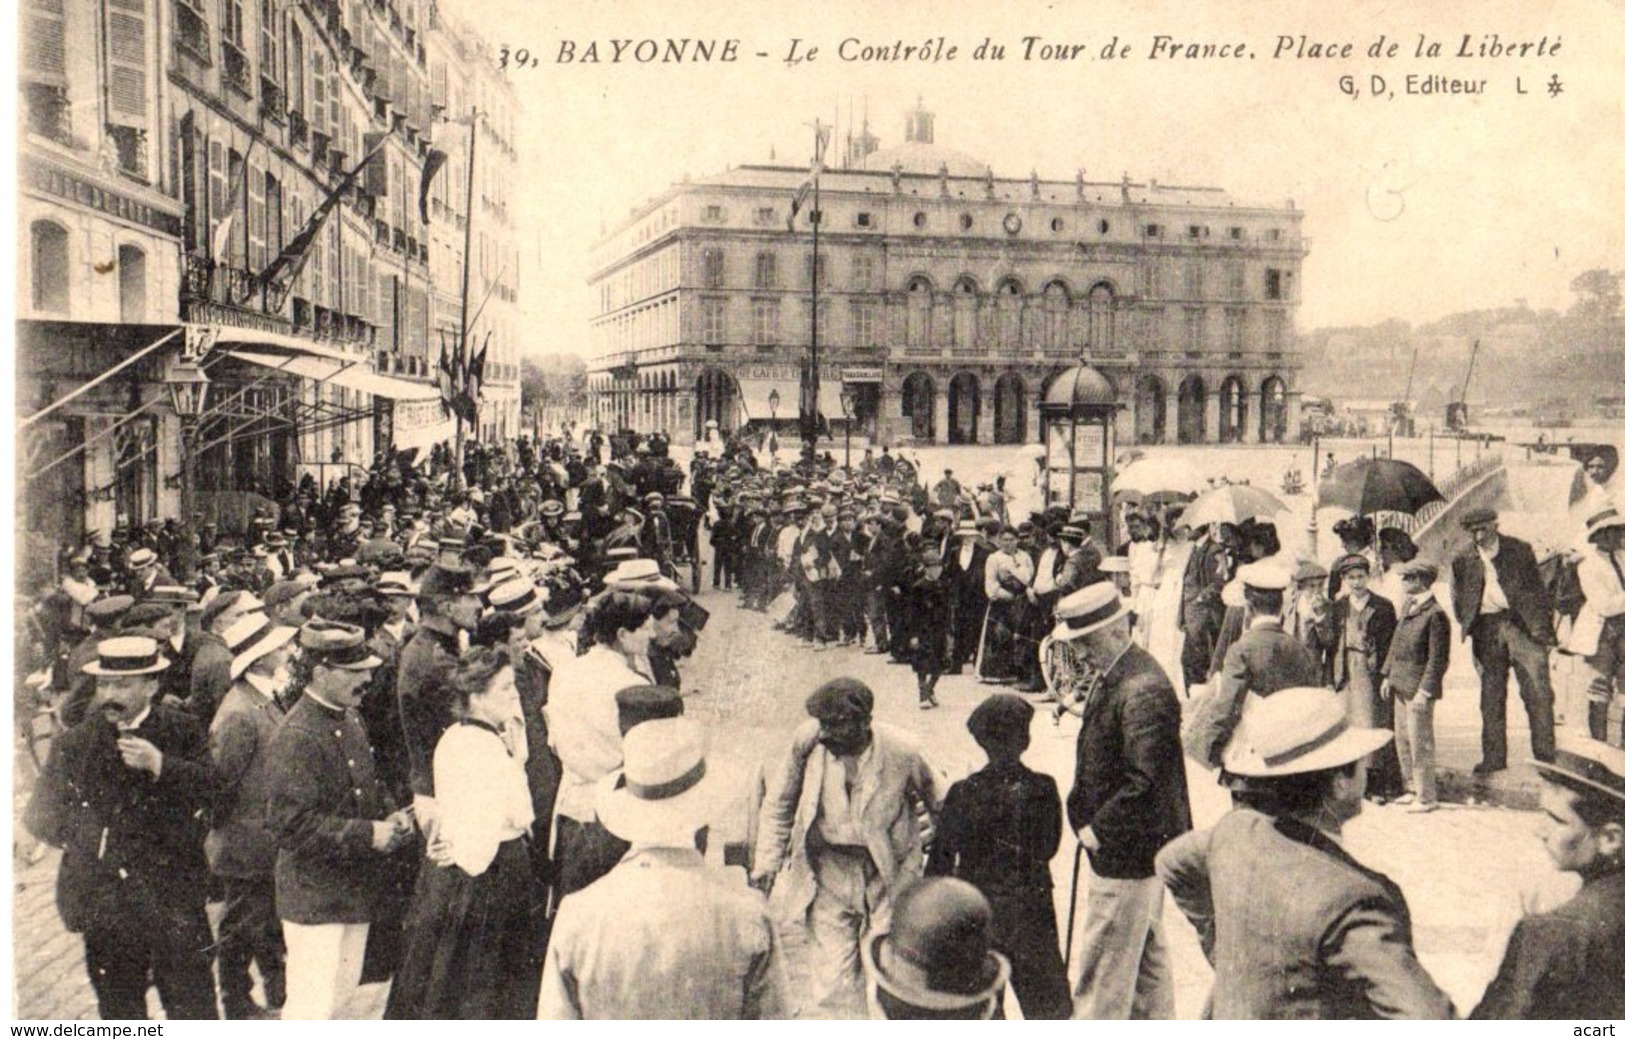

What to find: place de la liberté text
left=526, top=32, right=1564, bottom=69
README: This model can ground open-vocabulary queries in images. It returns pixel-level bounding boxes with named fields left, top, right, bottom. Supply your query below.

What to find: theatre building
left=586, top=101, right=1308, bottom=449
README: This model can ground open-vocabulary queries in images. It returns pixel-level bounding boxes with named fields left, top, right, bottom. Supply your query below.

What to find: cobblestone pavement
left=11, top=585, right=1574, bottom=1019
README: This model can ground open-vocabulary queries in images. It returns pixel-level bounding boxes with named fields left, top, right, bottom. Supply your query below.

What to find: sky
left=453, top=0, right=1625, bottom=358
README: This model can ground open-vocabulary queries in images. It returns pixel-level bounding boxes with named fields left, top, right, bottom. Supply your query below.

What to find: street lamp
left=767, top=388, right=781, bottom=466
left=838, top=386, right=853, bottom=471
left=768, top=387, right=779, bottom=422
left=165, top=359, right=210, bottom=578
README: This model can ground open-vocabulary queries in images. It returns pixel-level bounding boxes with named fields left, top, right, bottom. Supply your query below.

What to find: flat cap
left=1459, top=506, right=1499, bottom=529
left=86, top=595, right=136, bottom=625
left=806, top=677, right=875, bottom=722
left=1399, top=560, right=1440, bottom=584
left=1333, top=552, right=1373, bottom=576
left=417, top=564, right=475, bottom=597
left=614, top=684, right=685, bottom=735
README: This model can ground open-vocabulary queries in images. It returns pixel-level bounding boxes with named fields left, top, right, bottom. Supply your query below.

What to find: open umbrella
left=1182, top=484, right=1290, bottom=529
left=1114, top=456, right=1205, bottom=499
left=1318, top=457, right=1444, bottom=516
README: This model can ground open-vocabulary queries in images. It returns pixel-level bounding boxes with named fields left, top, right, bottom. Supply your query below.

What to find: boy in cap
left=1473, top=738, right=1625, bottom=1018
left=1329, top=552, right=1403, bottom=801
left=925, top=695, right=1070, bottom=1019
left=1381, top=561, right=1450, bottom=812
left=899, top=549, right=952, bottom=708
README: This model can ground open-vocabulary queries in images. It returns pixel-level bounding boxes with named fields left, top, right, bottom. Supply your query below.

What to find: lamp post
left=838, top=386, right=853, bottom=471
left=768, top=388, right=780, bottom=466
left=165, top=360, right=210, bottom=578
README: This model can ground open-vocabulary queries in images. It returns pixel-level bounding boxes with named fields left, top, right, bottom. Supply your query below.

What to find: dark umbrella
left=1318, top=457, right=1444, bottom=515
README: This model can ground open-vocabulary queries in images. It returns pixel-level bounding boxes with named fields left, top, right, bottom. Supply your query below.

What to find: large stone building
left=16, top=0, right=517, bottom=545
left=587, top=102, right=1308, bottom=449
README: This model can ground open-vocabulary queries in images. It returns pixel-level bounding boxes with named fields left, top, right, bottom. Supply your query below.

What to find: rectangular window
left=288, top=25, right=304, bottom=110
left=806, top=253, right=826, bottom=288
left=258, top=0, right=277, bottom=81
left=104, top=0, right=147, bottom=128
left=752, top=299, right=778, bottom=346
left=851, top=254, right=875, bottom=291
left=700, top=297, right=725, bottom=344
left=1143, top=261, right=1162, bottom=299
left=1267, top=228, right=1283, bottom=242
left=1265, top=268, right=1283, bottom=300
left=1226, top=261, right=1245, bottom=299
left=1183, top=308, right=1204, bottom=351
left=1228, top=226, right=1244, bottom=240
left=1183, top=262, right=1202, bottom=299
left=1145, top=223, right=1161, bottom=238
left=1224, top=308, right=1244, bottom=351
left=221, top=0, right=243, bottom=45
left=755, top=206, right=775, bottom=226
left=1187, top=225, right=1203, bottom=239
left=754, top=251, right=777, bottom=289
left=702, top=204, right=723, bottom=223
left=855, top=211, right=873, bottom=228
left=806, top=301, right=829, bottom=345
left=853, top=300, right=878, bottom=347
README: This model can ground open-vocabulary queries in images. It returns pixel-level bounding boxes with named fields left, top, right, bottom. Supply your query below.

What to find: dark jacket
left=1066, top=643, right=1191, bottom=879
left=1184, top=620, right=1324, bottom=771
left=1054, top=540, right=1105, bottom=599
left=1180, top=537, right=1235, bottom=622
left=899, top=576, right=953, bottom=674
left=1157, top=809, right=1453, bottom=1019
left=25, top=705, right=216, bottom=934
left=187, top=632, right=234, bottom=724
left=1472, top=869, right=1625, bottom=1020
left=264, top=694, right=400, bottom=925
left=1382, top=595, right=1451, bottom=698
left=926, top=762, right=1060, bottom=892
left=1330, top=593, right=1398, bottom=690
left=1451, top=535, right=1556, bottom=646
left=206, top=678, right=288, bottom=878
left=395, top=621, right=462, bottom=798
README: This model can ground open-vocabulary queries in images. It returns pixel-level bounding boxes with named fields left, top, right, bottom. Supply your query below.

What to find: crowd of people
left=13, top=425, right=1625, bottom=1021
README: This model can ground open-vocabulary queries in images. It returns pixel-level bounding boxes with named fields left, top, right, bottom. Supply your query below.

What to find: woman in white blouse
left=386, top=647, right=539, bottom=1019
left=543, top=591, right=659, bottom=899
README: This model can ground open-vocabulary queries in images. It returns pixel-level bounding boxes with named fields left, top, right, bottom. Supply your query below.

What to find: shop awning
left=736, top=378, right=840, bottom=421
left=391, top=409, right=458, bottom=452
left=228, top=350, right=440, bottom=401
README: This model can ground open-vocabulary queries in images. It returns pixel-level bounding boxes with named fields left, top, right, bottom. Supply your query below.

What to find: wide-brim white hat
left=1222, top=687, right=1394, bottom=778
left=595, top=718, right=720, bottom=846
left=227, top=615, right=299, bottom=680
left=1050, top=582, right=1130, bottom=642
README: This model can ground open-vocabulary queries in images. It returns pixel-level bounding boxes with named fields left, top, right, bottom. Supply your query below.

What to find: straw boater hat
left=374, top=572, right=416, bottom=597
left=82, top=635, right=171, bottom=676
left=861, top=878, right=1011, bottom=1020
left=128, top=547, right=157, bottom=569
left=1222, top=686, right=1393, bottom=778
left=604, top=558, right=681, bottom=595
left=1051, top=582, right=1130, bottom=642
left=224, top=613, right=298, bottom=680
left=595, top=718, right=719, bottom=846
left=485, top=577, right=546, bottom=617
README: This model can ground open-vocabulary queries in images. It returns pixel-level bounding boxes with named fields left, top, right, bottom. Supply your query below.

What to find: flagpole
left=808, top=123, right=822, bottom=458
left=456, top=105, right=479, bottom=487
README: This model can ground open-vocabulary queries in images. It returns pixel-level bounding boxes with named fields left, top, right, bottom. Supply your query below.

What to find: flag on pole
left=257, top=135, right=390, bottom=296
left=419, top=148, right=447, bottom=225
left=460, top=332, right=489, bottom=424
left=786, top=123, right=831, bottom=232
left=211, top=138, right=259, bottom=266
left=436, top=333, right=455, bottom=405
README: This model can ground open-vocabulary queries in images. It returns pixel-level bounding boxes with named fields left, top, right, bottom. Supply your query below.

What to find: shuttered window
left=104, top=0, right=148, bottom=125
left=227, top=149, right=246, bottom=263
left=247, top=160, right=265, bottom=268
left=24, top=0, right=67, bottom=84
left=259, top=0, right=278, bottom=82
left=207, top=140, right=225, bottom=248
left=311, top=52, right=327, bottom=135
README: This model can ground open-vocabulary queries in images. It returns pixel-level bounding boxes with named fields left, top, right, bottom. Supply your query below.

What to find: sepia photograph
left=8, top=0, right=1625, bottom=1022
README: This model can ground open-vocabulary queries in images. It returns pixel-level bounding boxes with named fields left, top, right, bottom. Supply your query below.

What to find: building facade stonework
left=587, top=103, right=1307, bottom=449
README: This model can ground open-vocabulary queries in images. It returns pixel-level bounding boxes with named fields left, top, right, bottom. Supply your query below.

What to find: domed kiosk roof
left=862, top=141, right=990, bottom=179
left=1043, top=365, right=1117, bottom=409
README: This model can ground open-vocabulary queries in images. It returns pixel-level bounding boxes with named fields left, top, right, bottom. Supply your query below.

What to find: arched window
left=31, top=221, right=69, bottom=313
left=1087, top=283, right=1115, bottom=353
left=1043, top=281, right=1070, bottom=353
left=906, top=276, right=933, bottom=349
left=996, top=279, right=1024, bottom=350
left=118, top=244, right=146, bottom=323
left=952, top=277, right=977, bottom=350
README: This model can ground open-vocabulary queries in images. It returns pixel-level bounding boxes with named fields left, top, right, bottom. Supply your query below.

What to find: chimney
left=905, top=95, right=934, bottom=144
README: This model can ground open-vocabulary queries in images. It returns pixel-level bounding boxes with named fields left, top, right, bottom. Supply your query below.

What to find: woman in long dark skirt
left=386, top=647, right=540, bottom=1019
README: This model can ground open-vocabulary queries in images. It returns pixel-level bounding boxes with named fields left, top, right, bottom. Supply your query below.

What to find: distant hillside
left=1297, top=269, right=1623, bottom=418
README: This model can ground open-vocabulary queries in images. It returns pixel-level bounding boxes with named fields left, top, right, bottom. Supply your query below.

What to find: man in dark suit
left=1179, top=524, right=1238, bottom=690
left=945, top=521, right=994, bottom=672
left=1450, top=507, right=1558, bottom=771
left=1183, top=560, right=1323, bottom=772
left=25, top=636, right=220, bottom=1020
left=397, top=565, right=481, bottom=821
left=1157, top=686, right=1453, bottom=1019
left=266, top=621, right=415, bottom=1019
left=1053, top=583, right=1191, bottom=1019
left=576, top=463, right=621, bottom=545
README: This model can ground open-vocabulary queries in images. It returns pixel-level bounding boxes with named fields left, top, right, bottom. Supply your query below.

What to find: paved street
left=11, top=581, right=1576, bottom=1019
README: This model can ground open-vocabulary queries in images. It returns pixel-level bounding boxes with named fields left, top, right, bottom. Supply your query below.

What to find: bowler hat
left=862, top=878, right=1010, bottom=1019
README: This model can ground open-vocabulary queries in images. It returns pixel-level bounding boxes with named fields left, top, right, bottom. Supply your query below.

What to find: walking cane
left=1062, top=838, right=1085, bottom=974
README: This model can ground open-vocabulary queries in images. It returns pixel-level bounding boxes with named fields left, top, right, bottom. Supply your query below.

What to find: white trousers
left=281, top=920, right=370, bottom=1020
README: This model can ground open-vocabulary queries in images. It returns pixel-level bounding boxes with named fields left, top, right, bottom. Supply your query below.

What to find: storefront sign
left=842, top=367, right=883, bottom=383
